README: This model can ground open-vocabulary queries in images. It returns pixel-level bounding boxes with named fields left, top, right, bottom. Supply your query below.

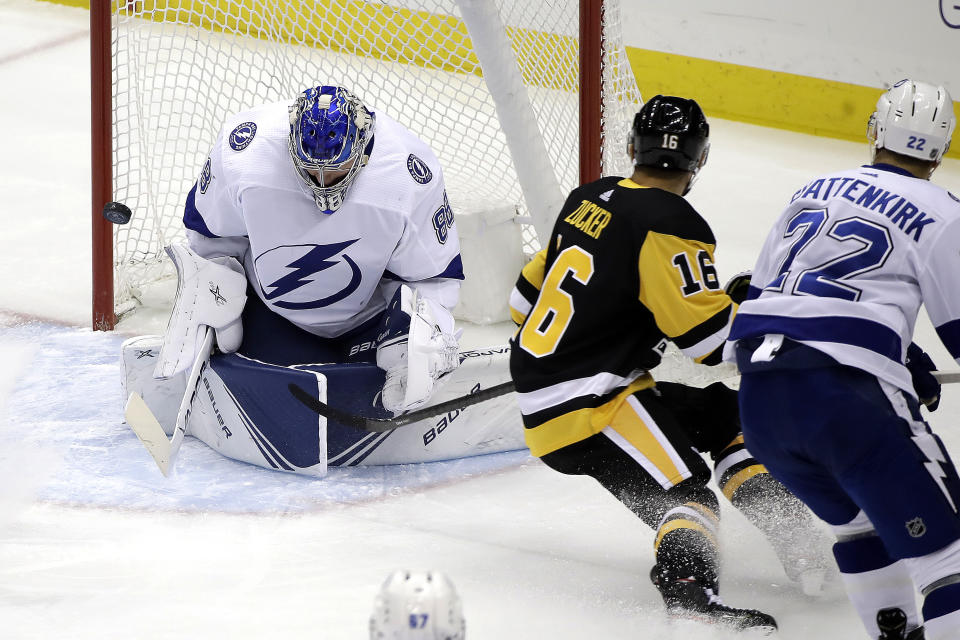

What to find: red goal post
left=90, top=0, right=641, bottom=330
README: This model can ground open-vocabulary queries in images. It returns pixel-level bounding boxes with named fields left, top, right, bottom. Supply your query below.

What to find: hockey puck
left=102, top=201, right=132, bottom=225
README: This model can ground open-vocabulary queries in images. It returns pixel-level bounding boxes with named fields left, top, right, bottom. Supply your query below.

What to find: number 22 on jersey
left=766, top=207, right=892, bottom=301
left=518, top=246, right=595, bottom=357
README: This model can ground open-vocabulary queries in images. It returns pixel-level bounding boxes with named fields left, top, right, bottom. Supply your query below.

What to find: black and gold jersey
left=509, top=176, right=736, bottom=456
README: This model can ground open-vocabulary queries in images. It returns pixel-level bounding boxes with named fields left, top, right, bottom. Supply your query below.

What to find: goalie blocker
left=122, top=336, right=524, bottom=476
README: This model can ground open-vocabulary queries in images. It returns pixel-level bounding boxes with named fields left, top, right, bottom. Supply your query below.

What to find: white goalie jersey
left=182, top=101, right=463, bottom=338
left=729, top=163, right=960, bottom=398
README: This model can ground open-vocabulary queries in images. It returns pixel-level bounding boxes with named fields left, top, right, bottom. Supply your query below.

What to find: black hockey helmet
left=629, top=95, right=710, bottom=172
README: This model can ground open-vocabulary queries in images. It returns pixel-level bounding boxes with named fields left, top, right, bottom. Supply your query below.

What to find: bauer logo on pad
left=229, top=122, right=257, bottom=151
left=407, top=154, right=433, bottom=184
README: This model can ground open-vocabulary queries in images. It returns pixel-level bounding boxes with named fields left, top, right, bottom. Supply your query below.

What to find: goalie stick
left=289, top=380, right=516, bottom=432
left=124, top=327, right=214, bottom=476
left=291, top=369, right=960, bottom=432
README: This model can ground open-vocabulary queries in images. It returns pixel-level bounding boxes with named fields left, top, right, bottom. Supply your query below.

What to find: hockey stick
left=934, top=371, right=960, bottom=384
left=124, top=327, right=214, bottom=476
left=288, top=380, right=516, bottom=432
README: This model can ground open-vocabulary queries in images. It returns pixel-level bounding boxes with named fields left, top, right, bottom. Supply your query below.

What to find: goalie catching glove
left=376, top=284, right=461, bottom=414
left=154, top=244, right=248, bottom=379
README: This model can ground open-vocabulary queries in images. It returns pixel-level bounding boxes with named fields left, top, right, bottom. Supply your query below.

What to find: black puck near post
left=102, top=201, right=132, bottom=225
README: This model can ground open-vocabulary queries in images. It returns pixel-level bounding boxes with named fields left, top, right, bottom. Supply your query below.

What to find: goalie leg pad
left=121, top=335, right=187, bottom=435
left=187, top=353, right=329, bottom=476
left=182, top=346, right=523, bottom=472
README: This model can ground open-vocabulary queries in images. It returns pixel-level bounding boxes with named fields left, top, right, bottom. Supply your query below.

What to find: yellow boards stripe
left=625, top=46, right=960, bottom=160
left=104, top=0, right=579, bottom=90
left=55, top=0, right=960, bottom=157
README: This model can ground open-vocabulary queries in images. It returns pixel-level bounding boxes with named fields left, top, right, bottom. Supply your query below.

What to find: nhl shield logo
left=906, top=517, right=927, bottom=538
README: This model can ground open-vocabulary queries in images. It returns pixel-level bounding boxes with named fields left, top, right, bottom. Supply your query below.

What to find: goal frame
left=89, top=0, right=606, bottom=331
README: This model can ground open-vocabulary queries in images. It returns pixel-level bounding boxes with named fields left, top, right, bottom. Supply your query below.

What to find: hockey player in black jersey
left=508, top=95, right=829, bottom=634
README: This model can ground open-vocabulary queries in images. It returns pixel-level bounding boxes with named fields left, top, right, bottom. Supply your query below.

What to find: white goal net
left=103, top=0, right=642, bottom=325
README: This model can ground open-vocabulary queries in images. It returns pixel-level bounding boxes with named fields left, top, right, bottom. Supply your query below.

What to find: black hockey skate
left=650, top=564, right=778, bottom=635
left=877, top=607, right=924, bottom=639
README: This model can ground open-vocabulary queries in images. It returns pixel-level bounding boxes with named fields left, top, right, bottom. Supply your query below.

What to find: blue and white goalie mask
left=288, top=86, right=375, bottom=214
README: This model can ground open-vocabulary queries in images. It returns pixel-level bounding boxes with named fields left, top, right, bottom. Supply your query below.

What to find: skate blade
left=667, top=611, right=777, bottom=636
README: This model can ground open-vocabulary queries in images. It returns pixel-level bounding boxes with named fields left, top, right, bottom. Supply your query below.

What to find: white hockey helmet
left=370, top=570, right=465, bottom=640
left=867, top=79, right=956, bottom=163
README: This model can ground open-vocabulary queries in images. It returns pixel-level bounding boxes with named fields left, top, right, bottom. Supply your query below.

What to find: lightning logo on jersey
left=256, top=240, right=362, bottom=309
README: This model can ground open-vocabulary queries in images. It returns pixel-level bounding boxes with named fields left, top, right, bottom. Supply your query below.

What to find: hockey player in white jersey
left=369, top=570, right=465, bottom=639
left=729, top=80, right=960, bottom=640
left=126, top=86, right=483, bottom=475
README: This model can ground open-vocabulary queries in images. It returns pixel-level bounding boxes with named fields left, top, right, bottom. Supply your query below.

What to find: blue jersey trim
left=381, top=270, right=404, bottom=282
left=382, top=254, right=465, bottom=283
left=923, top=582, right=960, bottom=621
left=730, top=313, right=902, bottom=361
left=936, top=318, right=960, bottom=360
left=864, top=163, right=917, bottom=178
left=183, top=183, right=219, bottom=238
left=437, top=254, right=465, bottom=280
left=833, top=536, right=896, bottom=574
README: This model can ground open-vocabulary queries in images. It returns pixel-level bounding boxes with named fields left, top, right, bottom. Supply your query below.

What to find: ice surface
left=2, top=0, right=960, bottom=638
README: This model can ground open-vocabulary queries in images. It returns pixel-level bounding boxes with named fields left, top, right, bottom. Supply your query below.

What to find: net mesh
left=110, top=0, right=642, bottom=317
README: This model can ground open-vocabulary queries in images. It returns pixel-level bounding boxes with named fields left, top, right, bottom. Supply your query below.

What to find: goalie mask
left=629, top=94, right=710, bottom=194
left=369, top=570, right=465, bottom=640
left=288, top=85, right=375, bottom=215
left=867, top=79, right=955, bottom=164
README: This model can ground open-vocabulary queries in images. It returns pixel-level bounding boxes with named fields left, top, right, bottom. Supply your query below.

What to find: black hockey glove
left=724, top=271, right=752, bottom=305
left=906, top=342, right=940, bottom=412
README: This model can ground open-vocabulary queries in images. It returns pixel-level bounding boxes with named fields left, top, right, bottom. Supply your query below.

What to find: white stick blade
left=124, top=392, right=174, bottom=476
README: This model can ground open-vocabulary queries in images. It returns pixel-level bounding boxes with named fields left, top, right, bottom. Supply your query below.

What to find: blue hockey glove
left=906, top=342, right=940, bottom=412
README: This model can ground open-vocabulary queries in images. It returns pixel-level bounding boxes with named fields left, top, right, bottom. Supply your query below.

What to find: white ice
left=2, top=0, right=960, bottom=638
